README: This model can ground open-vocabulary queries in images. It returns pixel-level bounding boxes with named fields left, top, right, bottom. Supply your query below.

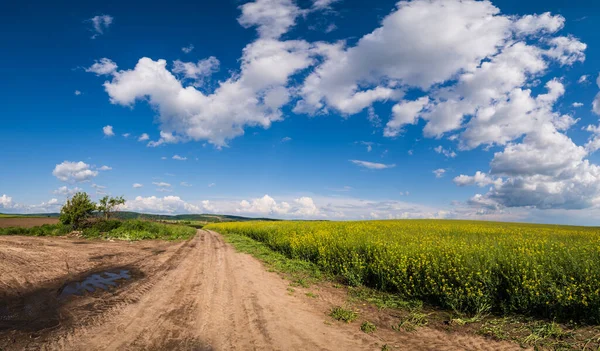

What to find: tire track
left=5, top=230, right=526, bottom=351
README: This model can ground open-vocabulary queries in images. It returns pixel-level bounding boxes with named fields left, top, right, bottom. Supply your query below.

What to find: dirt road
left=0, top=230, right=522, bottom=350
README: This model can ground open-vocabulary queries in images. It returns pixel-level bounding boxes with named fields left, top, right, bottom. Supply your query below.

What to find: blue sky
left=2, top=0, right=600, bottom=224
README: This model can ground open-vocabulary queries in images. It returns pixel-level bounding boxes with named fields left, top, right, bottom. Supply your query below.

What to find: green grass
left=393, top=311, right=430, bottom=332
left=0, top=219, right=196, bottom=241
left=220, top=232, right=328, bottom=285
left=329, top=306, right=358, bottom=323
left=98, top=220, right=196, bottom=240
left=360, top=321, right=377, bottom=333
left=0, top=223, right=72, bottom=236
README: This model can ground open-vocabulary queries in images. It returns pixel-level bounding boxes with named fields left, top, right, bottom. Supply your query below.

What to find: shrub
left=91, top=219, right=122, bottom=232
left=60, top=192, right=96, bottom=229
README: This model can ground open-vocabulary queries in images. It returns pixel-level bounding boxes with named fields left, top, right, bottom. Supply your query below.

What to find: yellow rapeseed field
left=205, top=220, right=600, bottom=321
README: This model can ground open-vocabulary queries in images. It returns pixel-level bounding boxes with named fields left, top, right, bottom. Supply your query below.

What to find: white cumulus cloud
left=237, top=0, right=301, bottom=39
left=172, top=57, right=220, bottom=87
left=102, top=125, right=114, bottom=137
left=124, top=196, right=200, bottom=214
left=53, top=161, right=98, bottom=183
left=236, top=194, right=320, bottom=217
left=0, top=194, right=14, bottom=209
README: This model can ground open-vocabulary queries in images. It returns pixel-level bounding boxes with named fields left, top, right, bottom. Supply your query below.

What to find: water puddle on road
left=59, top=269, right=131, bottom=298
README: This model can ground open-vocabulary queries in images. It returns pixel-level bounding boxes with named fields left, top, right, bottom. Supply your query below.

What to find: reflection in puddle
left=60, top=270, right=131, bottom=298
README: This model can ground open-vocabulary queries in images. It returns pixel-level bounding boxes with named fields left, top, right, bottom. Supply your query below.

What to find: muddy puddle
left=59, top=269, right=131, bottom=298
left=0, top=268, right=137, bottom=332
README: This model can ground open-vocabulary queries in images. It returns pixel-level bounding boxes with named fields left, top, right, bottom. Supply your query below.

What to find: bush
left=81, top=227, right=102, bottom=238
left=60, top=192, right=96, bottom=229
left=90, top=219, right=122, bottom=232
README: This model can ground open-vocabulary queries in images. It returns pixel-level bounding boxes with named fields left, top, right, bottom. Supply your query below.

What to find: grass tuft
left=360, top=321, right=377, bottom=333
left=393, top=311, right=430, bottom=332
left=330, top=306, right=358, bottom=323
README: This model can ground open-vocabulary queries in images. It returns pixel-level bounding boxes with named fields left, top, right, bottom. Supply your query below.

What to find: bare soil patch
left=0, top=231, right=522, bottom=350
left=0, top=217, right=59, bottom=228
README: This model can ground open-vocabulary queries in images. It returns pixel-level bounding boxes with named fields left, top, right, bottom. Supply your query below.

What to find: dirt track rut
left=1, top=230, right=524, bottom=350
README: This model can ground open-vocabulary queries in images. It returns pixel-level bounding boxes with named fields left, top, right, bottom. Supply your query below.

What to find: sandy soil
left=0, top=230, right=524, bottom=351
left=0, top=217, right=59, bottom=228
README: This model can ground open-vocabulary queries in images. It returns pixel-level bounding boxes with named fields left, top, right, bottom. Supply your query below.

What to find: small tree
left=60, top=192, right=96, bottom=229
left=97, top=195, right=125, bottom=220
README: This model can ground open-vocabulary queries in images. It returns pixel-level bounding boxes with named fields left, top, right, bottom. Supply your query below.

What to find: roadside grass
left=93, top=220, right=196, bottom=240
left=216, top=228, right=600, bottom=350
left=0, top=223, right=71, bottom=236
left=159, top=219, right=207, bottom=229
left=0, top=219, right=196, bottom=241
left=219, top=232, right=329, bottom=286
left=393, top=311, right=430, bottom=332
left=347, top=286, right=423, bottom=310
left=330, top=306, right=358, bottom=323
left=360, top=321, right=377, bottom=333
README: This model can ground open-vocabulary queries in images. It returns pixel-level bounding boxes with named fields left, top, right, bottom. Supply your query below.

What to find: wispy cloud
left=326, top=186, right=353, bottom=192
left=433, top=169, right=446, bottom=178
left=88, top=14, right=113, bottom=39
left=434, top=146, right=457, bottom=158
left=350, top=160, right=395, bottom=170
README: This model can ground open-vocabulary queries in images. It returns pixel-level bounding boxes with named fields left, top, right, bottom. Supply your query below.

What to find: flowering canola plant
left=205, top=220, right=600, bottom=322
